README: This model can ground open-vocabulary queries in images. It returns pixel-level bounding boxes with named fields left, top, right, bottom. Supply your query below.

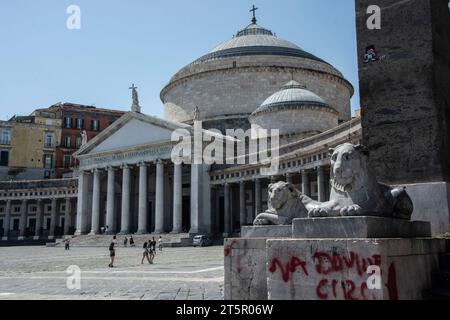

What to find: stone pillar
left=254, top=178, right=262, bottom=216
left=64, top=198, right=72, bottom=236
left=317, top=166, right=326, bottom=202
left=105, top=166, right=116, bottom=234
left=34, top=199, right=43, bottom=239
left=239, top=181, right=246, bottom=228
left=224, top=183, right=231, bottom=235
left=2, top=200, right=11, bottom=240
left=154, top=161, right=165, bottom=234
left=48, top=198, right=58, bottom=239
left=302, top=170, right=310, bottom=197
left=75, top=171, right=89, bottom=235
left=286, top=173, right=293, bottom=184
left=172, top=163, right=183, bottom=233
left=90, top=169, right=101, bottom=235
left=18, top=199, right=28, bottom=239
left=137, top=163, right=148, bottom=234
left=120, top=165, right=131, bottom=234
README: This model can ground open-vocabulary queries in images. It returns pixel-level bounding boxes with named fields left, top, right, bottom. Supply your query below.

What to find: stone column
left=137, top=163, right=148, bottom=234
left=18, top=199, right=28, bottom=239
left=302, top=170, right=310, bottom=197
left=90, top=169, right=101, bottom=235
left=120, top=164, right=131, bottom=234
left=254, top=178, right=262, bottom=217
left=64, top=198, right=72, bottom=236
left=224, top=183, right=231, bottom=235
left=154, top=161, right=165, bottom=234
left=105, top=166, right=116, bottom=234
left=2, top=200, right=11, bottom=240
left=286, top=173, right=293, bottom=184
left=48, top=198, right=58, bottom=239
left=34, top=199, right=43, bottom=239
left=239, top=181, right=246, bottom=228
left=75, top=171, right=89, bottom=235
left=172, top=163, right=183, bottom=233
left=317, top=166, right=326, bottom=202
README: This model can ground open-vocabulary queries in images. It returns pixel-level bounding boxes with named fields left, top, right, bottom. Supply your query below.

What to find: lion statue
left=253, top=181, right=309, bottom=225
left=307, top=143, right=413, bottom=219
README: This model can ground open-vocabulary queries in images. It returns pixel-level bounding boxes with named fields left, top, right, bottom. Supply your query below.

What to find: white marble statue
left=308, top=143, right=413, bottom=219
left=81, top=130, right=88, bottom=146
left=253, top=181, right=309, bottom=225
left=253, top=143, right=414, bottom=226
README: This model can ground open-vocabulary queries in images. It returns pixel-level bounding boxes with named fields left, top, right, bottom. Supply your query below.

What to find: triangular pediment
left=75, top=112, right=192, bottom=156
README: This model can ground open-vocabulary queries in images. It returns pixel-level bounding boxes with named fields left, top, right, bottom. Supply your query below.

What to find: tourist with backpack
left=108, top=236, right=116, bottom=268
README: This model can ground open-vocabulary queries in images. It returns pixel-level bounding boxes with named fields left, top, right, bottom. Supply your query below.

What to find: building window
left=44, top=154, right=53, bottom=169
left=46, top=218, right=51, bottom=230
left=30, top=206, right=37, bottom=212
left=64, top=117, right=72, bottom=129
left=91, top=119, right=100, bottom=131
left=76, top=118, right=85, bottom=130
left=44, top=132, right=54, bottom=148
left=64, top=136, right=71, bottom=148
left=14, top=206, right=20, bottom=213
left=1, top=129, right=10, bottom=145
left=63, top=154, right=71, bottom=168
left=75, top=136, right=82, bottom=148
left=0, top=150, right=9, bottom=166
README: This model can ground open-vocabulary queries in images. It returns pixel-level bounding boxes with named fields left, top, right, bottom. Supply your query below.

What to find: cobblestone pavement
left=0, top=245, right=224, bottom=300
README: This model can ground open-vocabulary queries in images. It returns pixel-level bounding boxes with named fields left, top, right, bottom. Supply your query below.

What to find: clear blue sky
left=0, top=0, right=360, bottom=120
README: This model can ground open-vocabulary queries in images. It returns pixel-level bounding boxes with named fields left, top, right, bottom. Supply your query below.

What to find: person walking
left=151, top=237, right=156, bottom=253
left=141, top=241, right=152, bottom=264
left=109, top=236, right=116, bottom=268
left=158, top=236, right=163, bottom=252
left=64, top=238, right=70, bottom=251
left=124, top=236, right=128, bottom=247
left=129, top=235, right=135, bottom=247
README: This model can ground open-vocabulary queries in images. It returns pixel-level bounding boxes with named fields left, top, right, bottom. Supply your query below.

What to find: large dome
left=161, top=17, right=353, bottom=130
left=192, top=23, right=326, bottom=65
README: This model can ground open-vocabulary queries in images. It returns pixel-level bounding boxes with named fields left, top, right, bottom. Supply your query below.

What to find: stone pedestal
left=225, top=216, right=444, bottom=300
left=266, top=238, right=445, bottom=300
left=241, top=225, right=292, bottom=238
left=292, top=217, right=431, bottom=239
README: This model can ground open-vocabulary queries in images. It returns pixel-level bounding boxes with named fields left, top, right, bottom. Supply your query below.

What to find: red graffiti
left=316, top=279, right=329, bottom=299
left=224, top=240, right=243, bottom=273
left=316, top=278, right=365, bottom=300
left=314, top=251, right=381, bottom=276
left=224, top=240, right=239, bottom=257
left=386, top=262, right=398, bottom=300
left=269, top=257, right=308, bottom=282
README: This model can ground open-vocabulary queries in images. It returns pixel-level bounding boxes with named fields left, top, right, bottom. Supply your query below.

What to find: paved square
left=0, top=245, right=224, bottom=300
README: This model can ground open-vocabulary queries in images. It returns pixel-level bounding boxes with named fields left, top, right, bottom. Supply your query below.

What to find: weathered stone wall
left=356, top=0, right=450, bottom=184
left=162, top=55, right=353, bottom=124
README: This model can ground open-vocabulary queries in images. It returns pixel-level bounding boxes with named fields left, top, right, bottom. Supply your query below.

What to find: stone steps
left=57, top=234, right=192, bottom=248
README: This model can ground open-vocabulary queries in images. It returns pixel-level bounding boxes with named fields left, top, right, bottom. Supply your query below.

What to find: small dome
left=249, top=80, right=339, bottom=137
left=252, top=80, right=333, bottom=116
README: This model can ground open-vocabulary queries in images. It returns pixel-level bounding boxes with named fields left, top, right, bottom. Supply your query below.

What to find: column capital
left=91, top=168, right=102, bottom=174
left=138, top=162, right=149, bottom=167
left=239, top=180, right=246, bottom=185
left=316, top=166, right=324, bottom=172
left=107, top=166, right=117, bottom=171
left=36, top=198, right=43, bottom=203
left=156, top=159, right=164, bottom=165
left=121, top=164, right=131, bottom=170
left=21, top=199, right=28, bottom=204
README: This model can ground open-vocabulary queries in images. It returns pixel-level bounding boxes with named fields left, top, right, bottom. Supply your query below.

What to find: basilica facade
left=0, top=16, right=361, bottom=240
left=72, top=17, right=360, bottom=237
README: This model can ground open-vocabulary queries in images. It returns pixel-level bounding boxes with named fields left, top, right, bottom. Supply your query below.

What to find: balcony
left=0, top=139, right=11, bottom=146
